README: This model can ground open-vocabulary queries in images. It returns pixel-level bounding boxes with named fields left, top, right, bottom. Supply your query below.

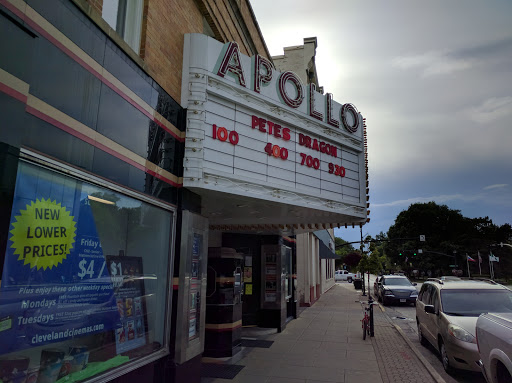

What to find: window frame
left=16, top=148, right=177, bottom=383
left=102, top=0, right=144, bottom=54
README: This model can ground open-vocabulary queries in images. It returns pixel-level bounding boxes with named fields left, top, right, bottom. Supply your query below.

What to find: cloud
left=483, top=184, right=508, bottom=190
left=466, top=96, right=512, bottom=123
left=373, top=193, right=482, bottom=208
left=392, top=50, right=473, bottom=77
left=455, top=37, right=512, bottom=63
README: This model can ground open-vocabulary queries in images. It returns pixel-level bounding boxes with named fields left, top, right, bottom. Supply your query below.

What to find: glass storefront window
left=0, top=159, right=174, bottom=383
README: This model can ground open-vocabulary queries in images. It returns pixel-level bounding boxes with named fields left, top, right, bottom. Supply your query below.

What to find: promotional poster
left=0, top=163, right=121, bottom=355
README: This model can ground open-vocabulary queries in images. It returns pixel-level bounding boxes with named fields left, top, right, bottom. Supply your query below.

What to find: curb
left=379, top=304, right=446, bottom=383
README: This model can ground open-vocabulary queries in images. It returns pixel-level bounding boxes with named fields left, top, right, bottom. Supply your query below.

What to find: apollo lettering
left=217, top=42, right=361, bottom=134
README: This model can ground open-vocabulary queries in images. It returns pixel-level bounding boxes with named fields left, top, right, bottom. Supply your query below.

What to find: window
left=382, top=278, right=412, bottom=286
left=420, top=284, right=432, bottom=304
left=431, top=289, right=440, bottom=312
left=102, top=0, right=143, bottom=54
left=0, top=158, right=174, bottom=382
left=440, top=289, right=512, bottom=316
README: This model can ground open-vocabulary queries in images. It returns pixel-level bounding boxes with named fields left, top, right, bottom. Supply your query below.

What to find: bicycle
left=359, top=300, right=378, bottom=340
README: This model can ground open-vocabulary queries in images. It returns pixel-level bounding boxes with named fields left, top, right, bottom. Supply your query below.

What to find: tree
left=364, top=233, right=389, bottom=274
left=357, top=251, right=382, bottom=276
left=334, top=236, right=356, bottom=270
left=344, top=252, right=362, bottom=269
left=385, top=201, right=512, bottom=278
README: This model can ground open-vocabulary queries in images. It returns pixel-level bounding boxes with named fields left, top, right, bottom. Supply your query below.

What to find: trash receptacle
left=353, top=279, right=362, bottom=290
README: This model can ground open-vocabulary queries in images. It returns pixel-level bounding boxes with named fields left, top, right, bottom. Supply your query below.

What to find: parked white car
left=334, top=270, right=358, bottom=283
left=476, top=312, right=512, bottom=383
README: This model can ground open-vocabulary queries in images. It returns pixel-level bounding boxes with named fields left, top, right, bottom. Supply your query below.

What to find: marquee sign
left=181, top=34, right=368, bottom=227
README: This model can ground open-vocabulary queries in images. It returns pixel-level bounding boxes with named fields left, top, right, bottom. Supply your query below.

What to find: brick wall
left=89, top=0, right=102, bottom=14
left=82, top=0, right=270, bottom=104
left=143, top=0, right=203, bottom=103
left=238, top=0, right=270, bottom=59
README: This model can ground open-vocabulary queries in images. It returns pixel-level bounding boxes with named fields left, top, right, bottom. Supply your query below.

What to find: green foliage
left=334, top=237, right=355, bottom=256
left=344, top=252, right=362, bottom=269
left=334, top=236, right=357, bottom=270
left=357, top=251, right=382, bottom=275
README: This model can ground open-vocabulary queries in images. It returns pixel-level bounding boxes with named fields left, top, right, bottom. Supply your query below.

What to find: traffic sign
left=449, top=265, right=458, bottom=267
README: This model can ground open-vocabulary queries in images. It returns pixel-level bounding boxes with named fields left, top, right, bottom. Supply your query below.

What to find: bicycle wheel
left=362, top=318, right=367, bottom=340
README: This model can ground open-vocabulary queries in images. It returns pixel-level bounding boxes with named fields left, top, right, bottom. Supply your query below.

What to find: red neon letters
left=298, top=133, right=337, bottom=158
left=212, top=115, right=344, bottom=177
left=251, top=116, right=291, bottom=141
left=212, top=124, right=239, bottom=145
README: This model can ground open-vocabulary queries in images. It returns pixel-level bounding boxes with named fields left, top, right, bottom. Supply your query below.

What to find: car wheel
left=382, top=297, right=387, bottom=306
left=417, top=322, right=427, bottom=346
left=496, top=361, right=512, bottom=383
left=439, top=339, right=452, bottom=374
left=347, top=277, right=352, bottom=283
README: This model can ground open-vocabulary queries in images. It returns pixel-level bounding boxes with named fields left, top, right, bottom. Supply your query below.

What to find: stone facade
left=273, top=36, right=323, bottom=93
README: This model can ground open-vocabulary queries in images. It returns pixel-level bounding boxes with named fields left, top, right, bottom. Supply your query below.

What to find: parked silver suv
left=416, top=278, right=512, bottom=373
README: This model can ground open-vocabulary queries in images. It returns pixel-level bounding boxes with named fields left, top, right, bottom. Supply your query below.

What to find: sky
left=251, top=0, right=512, bottom=244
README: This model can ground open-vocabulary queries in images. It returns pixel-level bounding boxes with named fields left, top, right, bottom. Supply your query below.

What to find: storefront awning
left=319, top=240, right=339, bottom=259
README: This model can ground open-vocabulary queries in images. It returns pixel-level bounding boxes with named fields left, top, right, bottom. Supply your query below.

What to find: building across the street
left=0, top=1, right=369, bottom=382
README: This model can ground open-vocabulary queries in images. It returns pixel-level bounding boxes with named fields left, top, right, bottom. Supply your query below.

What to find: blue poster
left=0, top=163, right=120, bottom=355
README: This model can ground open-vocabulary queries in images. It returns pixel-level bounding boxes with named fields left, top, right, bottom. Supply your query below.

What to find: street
left=340, top=276, right=487, bottom=383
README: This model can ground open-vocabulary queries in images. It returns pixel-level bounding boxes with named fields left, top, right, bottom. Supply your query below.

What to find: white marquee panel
left=342, top=159, right=359, bottom=172
left=294, top=181, right=320, bottom=196
left=181, top=34, right=368, bottom=225
left=296, top=173, right=320, bottom=189
left=204, top=148, right=234, bottom=168
left=234, top=167, right=267, bottom=182
left=342, top=176, right=360, bottom=189
left=320, top=177, right=343, bottom=192
left=234, top=141, right=269, bottom=163
left=320, top=189, right=346, bottom=201
left=267, top=176, right=296, bottom=190
left=343, top=186, right=360, bottom=199
left=234, top=156, right=268, bottom=176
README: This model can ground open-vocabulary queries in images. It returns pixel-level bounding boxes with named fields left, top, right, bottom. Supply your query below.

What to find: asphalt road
left=362, top=276, right=486, bottom=383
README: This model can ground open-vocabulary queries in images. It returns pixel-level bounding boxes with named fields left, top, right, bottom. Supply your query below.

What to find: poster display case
left=0, top=153, right=175, bottom=383
left=261, top=245, right=282, bottom=309
left=174, top=211, right=208, bottom=364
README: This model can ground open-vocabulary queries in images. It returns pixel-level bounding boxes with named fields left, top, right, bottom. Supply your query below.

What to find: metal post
left=360, top=226, right=366, bottom=296
left=367, top=270, right=371, bottom=299
left=369, top=294, right=374, bottom=337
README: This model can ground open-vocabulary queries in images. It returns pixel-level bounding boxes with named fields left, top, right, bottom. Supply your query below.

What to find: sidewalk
left=201, top=283, right=444, bottom=383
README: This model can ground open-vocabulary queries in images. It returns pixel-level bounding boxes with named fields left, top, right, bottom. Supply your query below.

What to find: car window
left=428, top=285, right=438, bottom=307
left=418, top=284, right=426, bottom=301
left=382, top=278, right=412, bottom=286
left=421, top=285, right=432, bottom=304
left=441, top=289, right=512, bottom=316
left=431, top=287, right=440, bottom=312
